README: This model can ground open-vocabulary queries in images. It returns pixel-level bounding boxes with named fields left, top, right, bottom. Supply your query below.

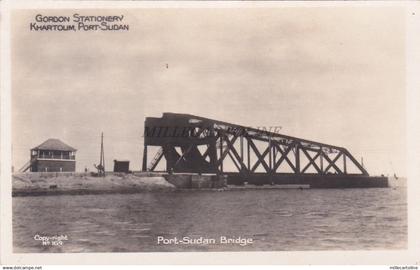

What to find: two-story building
left=29, top=138, right=77, bottom=172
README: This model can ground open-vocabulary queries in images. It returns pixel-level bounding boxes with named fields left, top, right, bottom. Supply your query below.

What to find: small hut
left=113, top=160, right=130, bottom=173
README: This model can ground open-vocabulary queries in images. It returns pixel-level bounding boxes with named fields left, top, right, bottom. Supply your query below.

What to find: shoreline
left=12, top=172, right=400, bottom=197
left=12, top=187, right=176, bottom=197
left=12, top=184, right=312, bottom=197
left=12, top=172, right=177, bottom=197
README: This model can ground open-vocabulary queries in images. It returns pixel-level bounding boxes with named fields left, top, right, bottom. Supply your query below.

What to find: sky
left=12, top=7, right=406, bottom=176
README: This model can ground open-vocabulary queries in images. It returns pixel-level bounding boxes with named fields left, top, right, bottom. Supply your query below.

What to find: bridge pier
left=227, top=173, right=388, bottom=188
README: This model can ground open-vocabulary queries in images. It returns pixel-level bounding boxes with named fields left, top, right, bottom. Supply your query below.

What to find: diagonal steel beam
left=301, top=149, right=322, bottom=174
left=247, top=138, right=271, bottom=173
left=272, top=144, right=295, bottom=172
left=216, top=133, right=239, bottom=167
left=149, top=148, right=164, bottom=171
left=227, top=151, right=241, bottom=172
left=343, top=149, right=369, bottom=175
left=323, top=152, right=343, bottom=174
left=273, top=144, right=296, bottom=172
left=201, top=145, right=210, bottom=159
left=250, top=144, right=271, bottom=172
left=173, top=144, right=194, bottom=169
left=222, top=134, right=248, bottom=172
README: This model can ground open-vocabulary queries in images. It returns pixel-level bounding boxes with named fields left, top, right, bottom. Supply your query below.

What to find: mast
left=98, top=132, right=105, bottom=177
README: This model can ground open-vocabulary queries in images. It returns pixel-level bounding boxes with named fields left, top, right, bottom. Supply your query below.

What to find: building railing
left=33, top=154, right=75, bottom=160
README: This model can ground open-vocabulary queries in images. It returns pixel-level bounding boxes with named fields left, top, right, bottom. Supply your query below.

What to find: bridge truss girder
left=142, top=113, right=368, bottom=176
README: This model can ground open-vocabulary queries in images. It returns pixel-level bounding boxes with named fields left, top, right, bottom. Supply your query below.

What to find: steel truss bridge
left=141, top=113, right=376, bottom=186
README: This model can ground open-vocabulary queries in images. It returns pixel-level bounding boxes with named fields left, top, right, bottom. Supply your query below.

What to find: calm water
left=13, top=187, right=407, bottom=252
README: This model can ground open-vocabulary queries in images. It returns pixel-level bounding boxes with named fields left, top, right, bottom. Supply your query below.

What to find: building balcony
left=32, top=154, right=75, bottom=161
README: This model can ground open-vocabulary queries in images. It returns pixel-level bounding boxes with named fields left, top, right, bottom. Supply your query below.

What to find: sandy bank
left=12, top=173, right=176, bottom=197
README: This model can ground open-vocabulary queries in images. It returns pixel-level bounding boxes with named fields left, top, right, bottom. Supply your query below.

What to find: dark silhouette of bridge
left=142, top=113, right=387, bottom=187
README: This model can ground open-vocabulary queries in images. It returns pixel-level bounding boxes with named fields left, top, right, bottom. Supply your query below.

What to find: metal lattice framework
left=142, top=113, right=368, bottom=176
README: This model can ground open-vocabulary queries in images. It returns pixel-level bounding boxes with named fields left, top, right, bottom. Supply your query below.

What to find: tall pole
left=220, top=136, right=223, bottom=172
left=295, top=143, right=300, bottom=174
left=142, top=145, right=148, bottom=171
left=100, top=132, right=105, bottom=177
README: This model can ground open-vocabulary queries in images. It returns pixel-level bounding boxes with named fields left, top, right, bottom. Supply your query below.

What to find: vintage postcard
left=1, top=0, right=419, bottom=265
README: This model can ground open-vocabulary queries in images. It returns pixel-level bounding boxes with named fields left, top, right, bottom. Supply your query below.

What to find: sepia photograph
left=1, top=0, right=419, bottom=266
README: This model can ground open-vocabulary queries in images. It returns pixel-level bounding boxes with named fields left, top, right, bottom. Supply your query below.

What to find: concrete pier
left=164, top=173, right=227, bottom=189
left=226, top=173, right=389, bottom=188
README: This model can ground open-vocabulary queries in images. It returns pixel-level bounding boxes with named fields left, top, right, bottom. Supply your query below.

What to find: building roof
left=32, top=138, right=77, bottom=151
